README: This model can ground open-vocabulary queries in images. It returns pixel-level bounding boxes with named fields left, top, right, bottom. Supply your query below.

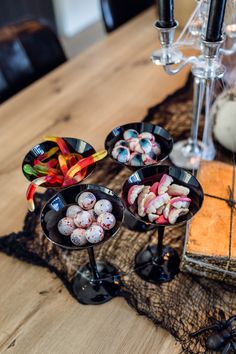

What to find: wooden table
left=0, top=8, right=189, bottom=353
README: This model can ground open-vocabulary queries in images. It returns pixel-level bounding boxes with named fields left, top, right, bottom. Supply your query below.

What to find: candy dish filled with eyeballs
left=105, top=122, right=173, bottom=169
left=58, top=192, right=117, bottom=246
left=41, top=184, right=124, bottom=305
left=41, top=184, right=124, bottom=250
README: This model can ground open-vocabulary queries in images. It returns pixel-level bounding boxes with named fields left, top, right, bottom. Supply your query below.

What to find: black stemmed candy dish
left=105, top=123, right=174, bottom=232
left=22, top=137, right=96, bottom=187
left=122, top=165, right=204, bottom=284
left=105, top=122, right=173, bottom=170
left=41, top=184, right=124, bottom=305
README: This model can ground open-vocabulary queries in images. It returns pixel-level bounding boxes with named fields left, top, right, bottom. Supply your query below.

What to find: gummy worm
left=62, top=168, right=87, bottom=186
left=44, top=136, right=70, bottom=156
left=33, top=158, right=58, bottom=168
left=26, top=175, right=63, bottom=212
left=58, top=154, right=68, bottom=176
left=66, top=150, right=107, bottom=178
left=23, top=164, right=38, bottom=177
left=36, top=147, right=59, bottom=161
left=34, top=164, right=60, bottom=176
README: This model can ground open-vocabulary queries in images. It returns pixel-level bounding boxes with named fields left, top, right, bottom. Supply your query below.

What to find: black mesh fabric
left=0, top=75, right=235, bottom=354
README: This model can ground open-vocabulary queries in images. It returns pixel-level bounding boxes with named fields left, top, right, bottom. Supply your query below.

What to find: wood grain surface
left=0, top=8, right=189, bottom=353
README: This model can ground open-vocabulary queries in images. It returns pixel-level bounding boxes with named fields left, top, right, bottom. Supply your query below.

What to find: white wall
left=53, top=0, right=102, bottom=37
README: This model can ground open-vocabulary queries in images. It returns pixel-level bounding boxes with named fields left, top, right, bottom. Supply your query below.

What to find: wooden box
left=181, top=161, right=236, bottom=285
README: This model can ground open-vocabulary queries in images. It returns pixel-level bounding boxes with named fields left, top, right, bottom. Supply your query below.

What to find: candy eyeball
left=94, top=199, right=113, bottom=215
left=151, top=141, right=161, bottom=156
left=87, top=209, right=96, bottom=221
left=141, top=153, right=156, bottom=165
left=138, top=132, right=155, bottom=142
left=66, top=205, right=82, bottom=218
left=114, top=140, right=129, bottom=148
left=135, top=138, right=152, bottom=154
left=70, top=228, right=87, bottom=246
left=58, top=217, right=75, bottom=236
left=97, top=212, right=116, bottom=230
left=77, top=192, right=96, bottom=210
left=123, top=129, right=138, bottom=141
left=129, top=152, right=143, bottom=166
left=128, top=138, right=139, bottom=152
left=74, top=211, right=93, bottom=229
left=112, top=146, right=130, bottom=163
left=85, top=224, right=104, bottom=244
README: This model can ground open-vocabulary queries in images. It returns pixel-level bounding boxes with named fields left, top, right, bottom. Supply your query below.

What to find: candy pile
left=112, top=129, right=161, bottom=166
left=127, top=174, right=192, bottom=224
left=57, top=192, right=116, bottom=246
left=23, top=136, right=107, bottom=212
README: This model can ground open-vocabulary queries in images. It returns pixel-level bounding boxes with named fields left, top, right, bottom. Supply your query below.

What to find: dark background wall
left=0, top=0, right=56, bottom=30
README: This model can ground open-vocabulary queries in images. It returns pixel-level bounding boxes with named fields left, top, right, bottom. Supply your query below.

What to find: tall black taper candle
left=157, top=0, right=175, bottom=28
left=205, top=0, right=227, bottom=42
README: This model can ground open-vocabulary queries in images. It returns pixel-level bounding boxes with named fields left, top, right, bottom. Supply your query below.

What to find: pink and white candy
left=168, top=208, right=189, bottom=224
left=94, top=199, right=113, bottom=215
left=77, top=192, right=96, bottom=210
left=168, top=184, right=190, bottom=196
left=170, top=197, right=191, bottom=209
left=70, top=228, right=87, bottom=246
left=66, top=205, right=82, bottom=218
left=128, top=185, right=144, bottom=205
left=137, top=186, right=151, bottom=217
left=58, top=217, right=75, bottom=236
left=158, top=174, right=174, bottom=195
left=86, top=224, right=104, bottom=243
left=74, top=211, right=93, bottom=229
left=146, top=192, right=170, bottom=214
left=97, top=212, right=116, bottom=230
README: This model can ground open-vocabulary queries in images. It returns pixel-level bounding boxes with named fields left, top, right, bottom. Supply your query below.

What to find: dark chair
left=0, top=20, right=66, bottom=103
left=100, top=0, right=154, bottom=33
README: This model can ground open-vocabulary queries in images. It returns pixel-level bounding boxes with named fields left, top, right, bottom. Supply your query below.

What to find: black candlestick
left=157, top=0, right=175, bottom=28
left=205, top=0, right=227, bottom=42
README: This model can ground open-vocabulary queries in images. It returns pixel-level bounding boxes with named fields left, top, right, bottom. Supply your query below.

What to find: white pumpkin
left=212, top=87, right=236, bottom=152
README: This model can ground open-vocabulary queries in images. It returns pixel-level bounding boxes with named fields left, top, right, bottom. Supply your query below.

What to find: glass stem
left=202, top=78, right=216, bottom=160
left=189, top=76, right=206, bottom=153
left=87, top=247, right=100, bottom=281
left=154, top=226, right=165, bottom=265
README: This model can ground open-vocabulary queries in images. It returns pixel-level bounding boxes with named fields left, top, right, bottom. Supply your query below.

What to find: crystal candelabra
left=152, top=0, right=236, bottom=169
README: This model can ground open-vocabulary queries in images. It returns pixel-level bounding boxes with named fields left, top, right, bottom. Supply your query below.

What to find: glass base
left=202, top=143, right=216, bottom=161
left=135, top=245, right=180, bottom=284
left=72, top=261, right=120, bottom=305
left=169, top=139, right=204, bottom=170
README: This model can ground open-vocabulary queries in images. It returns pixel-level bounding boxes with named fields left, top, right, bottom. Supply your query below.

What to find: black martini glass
left=41, top=184, right=124, bottom=305
left=22, top=137, right=96, bottom=188
left=122, top=165, right=204, bottom=284
left=105, top=122, right=174, bottom=232
left=105, top=122, right=173, bottom=170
